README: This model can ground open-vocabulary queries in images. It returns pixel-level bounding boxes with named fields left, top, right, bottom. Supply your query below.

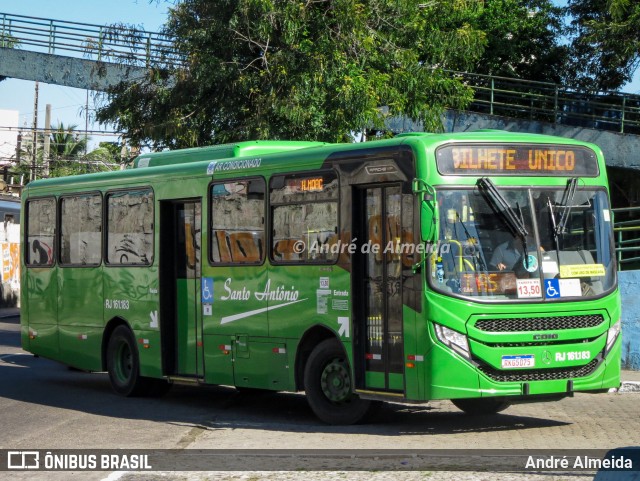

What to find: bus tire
left=106, top=325, right=147, bottom=397
left=451, top=398, right=510, bottom=415
left=304, top=338, right=372, bottom=425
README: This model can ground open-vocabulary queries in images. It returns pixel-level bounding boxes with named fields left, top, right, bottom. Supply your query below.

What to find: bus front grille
left=474, top=315, right=605, bottom=333
left=478, top=359, right=599, bottom=382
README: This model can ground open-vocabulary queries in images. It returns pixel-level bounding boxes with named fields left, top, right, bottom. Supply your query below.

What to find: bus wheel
left=107, top=325, right=146, bottom=397
left=451, top=398, right=510, bottom=415
left=304, top=338, right=372, bottom=425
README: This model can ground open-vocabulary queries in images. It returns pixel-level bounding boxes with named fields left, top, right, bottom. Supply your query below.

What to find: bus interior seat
left=228, top=232, right=262, bottom=263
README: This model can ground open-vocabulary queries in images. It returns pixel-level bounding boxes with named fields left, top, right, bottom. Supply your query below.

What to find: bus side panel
left=103, top=266, right=162, bottom=378
left=203, top=334, right=234, bottom=386
left=233, top=339, right=289, bottom=390
left=402, top=304, right=420, bottom=400
left=24, top=267, right=59, bottom=359
left=57, top=325, right=103, bottom=371
left=134, top=329, right=163, bottom=378
left=57, top=266, right=104, bottom=370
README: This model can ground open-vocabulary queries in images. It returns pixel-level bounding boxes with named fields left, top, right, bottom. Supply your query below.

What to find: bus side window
left=210, top=178, right=265, bottom=265
left=269, top=171, right=339, bottom=264
left=60, top=193, right=102, bottom=266
left=106, top=189, right=154, bottom=266
left=26, top=198, right=56, bottom=267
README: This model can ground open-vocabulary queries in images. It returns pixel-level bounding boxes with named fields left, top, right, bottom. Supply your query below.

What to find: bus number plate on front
left=501, top=354, right=535, bottom=369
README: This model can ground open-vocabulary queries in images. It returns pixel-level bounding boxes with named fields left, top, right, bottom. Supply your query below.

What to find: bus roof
left=131, top=140, right=328, bottom=168
left=23, top=131, right=604, bottom=194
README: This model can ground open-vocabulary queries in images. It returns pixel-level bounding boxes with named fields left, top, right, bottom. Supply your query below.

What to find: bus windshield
left=429, top=186, right=615, bottom=301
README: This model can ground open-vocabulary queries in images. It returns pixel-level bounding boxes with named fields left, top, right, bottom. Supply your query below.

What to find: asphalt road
left=1, top=315, right=638, bottom=481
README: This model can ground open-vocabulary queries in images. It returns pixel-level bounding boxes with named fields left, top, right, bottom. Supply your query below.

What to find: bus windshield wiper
left=477, top=178, right=530, bottom=269
left=555, top=177, right=578, bottom=235
left=477, top=178, right=528, bottom=239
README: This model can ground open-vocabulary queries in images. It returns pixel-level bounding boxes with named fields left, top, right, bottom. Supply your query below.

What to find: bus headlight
left=605, top=321, right=621, bottom=356
left=434, top=323, right=471, bottom=359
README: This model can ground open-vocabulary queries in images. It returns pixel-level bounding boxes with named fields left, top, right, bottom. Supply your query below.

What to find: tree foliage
left=97, top=0, right=487, bottom=148
left=472, top=0, right=567, bottom=83
left=14, top=124, right=116, bottom=180
left=95, top=0, right=640, bottom=148
left=564, top=0, right=640, bottom=92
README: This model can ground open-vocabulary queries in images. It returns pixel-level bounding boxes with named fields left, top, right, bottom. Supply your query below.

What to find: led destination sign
left=436, top=144, right=599, bottom=176
left=286, top=177, right=324, bottom=192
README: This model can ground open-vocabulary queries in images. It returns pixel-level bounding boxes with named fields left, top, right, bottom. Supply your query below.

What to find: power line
left=0, top=125, right=120, bottom=136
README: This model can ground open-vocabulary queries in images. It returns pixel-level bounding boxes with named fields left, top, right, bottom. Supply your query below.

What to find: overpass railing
left=456, top=72, right=640, bottom=135
left=0, top=12, right=179, bottom=67
left=613, top=206, right=640, bottom=270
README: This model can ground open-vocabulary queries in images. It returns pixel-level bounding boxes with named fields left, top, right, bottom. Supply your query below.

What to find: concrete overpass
left=0, top=12, right=177, bottom=90
left=0, top=48, right=147, bottom=90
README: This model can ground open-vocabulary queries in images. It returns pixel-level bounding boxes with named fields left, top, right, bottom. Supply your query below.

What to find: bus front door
left=354, top=185, right=405, bottom=393
left=159, top=200, right=204, bottom=379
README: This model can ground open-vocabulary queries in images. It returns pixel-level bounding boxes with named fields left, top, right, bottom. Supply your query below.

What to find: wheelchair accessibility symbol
left=545, top=279, right=560, bottom=299
left=201, top=277, right=214, bottom=302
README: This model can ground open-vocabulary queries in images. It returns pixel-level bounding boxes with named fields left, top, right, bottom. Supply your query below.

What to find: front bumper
left=420, top=321, right=621, bottom=401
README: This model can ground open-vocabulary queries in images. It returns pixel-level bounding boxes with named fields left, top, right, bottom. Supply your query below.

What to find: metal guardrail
left=0, top=12, right=179, bottom=67
left=456, top=72, right=640, bottom=135
left=613, top=206, right=640, bottom=269
left=2, top=12, right=640, bottom=136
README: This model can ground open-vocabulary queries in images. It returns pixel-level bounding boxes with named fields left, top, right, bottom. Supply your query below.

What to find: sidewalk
left=620, top=369, right=640, bottom=392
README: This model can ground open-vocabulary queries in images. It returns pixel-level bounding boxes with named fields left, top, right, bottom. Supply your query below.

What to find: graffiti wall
left=0, top=221, right=20, bottom=306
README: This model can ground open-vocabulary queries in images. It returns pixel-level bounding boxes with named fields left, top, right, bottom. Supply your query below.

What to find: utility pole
left=85, top=90, right=89, bottom=173
left=31, top=81, right=39, bottom=181
left=43, top=104, right=51, bottom=177
left=15, top=132, right=22, bottom=164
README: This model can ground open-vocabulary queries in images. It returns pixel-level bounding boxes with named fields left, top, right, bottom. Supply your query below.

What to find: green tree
left=96, top=0, right=486, bottom=148
left=564, top=0, right=640, bottom=92
left=46, top=123, right=87, bottom=177
left=11, top=127, right=118, bottom=181
left=85, top=141, right=126, bottom=168
left=49, top=123, right=87, bottom=159
left=49, top=131, right=122, bottom=177
left=471, top=0, right=568, bottom=83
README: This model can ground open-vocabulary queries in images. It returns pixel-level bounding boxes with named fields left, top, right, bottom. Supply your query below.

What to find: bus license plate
left=501, top=355, right=535, bottom=369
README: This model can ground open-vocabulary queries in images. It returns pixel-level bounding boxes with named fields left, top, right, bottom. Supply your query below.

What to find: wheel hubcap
left=116, top=342, right=132, bottom=382
left=320, top=358, right=351, bottom=403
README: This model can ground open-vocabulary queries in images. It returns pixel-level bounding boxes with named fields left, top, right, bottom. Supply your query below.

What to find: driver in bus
left=489, top=237, right=523, bottom=271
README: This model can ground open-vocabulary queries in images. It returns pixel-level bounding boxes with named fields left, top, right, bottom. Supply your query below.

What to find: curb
left=615, top=381, right=640, bottom=393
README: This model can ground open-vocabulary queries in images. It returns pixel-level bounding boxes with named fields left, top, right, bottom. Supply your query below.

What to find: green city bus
left=21, top=131, right=621, bottom=424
